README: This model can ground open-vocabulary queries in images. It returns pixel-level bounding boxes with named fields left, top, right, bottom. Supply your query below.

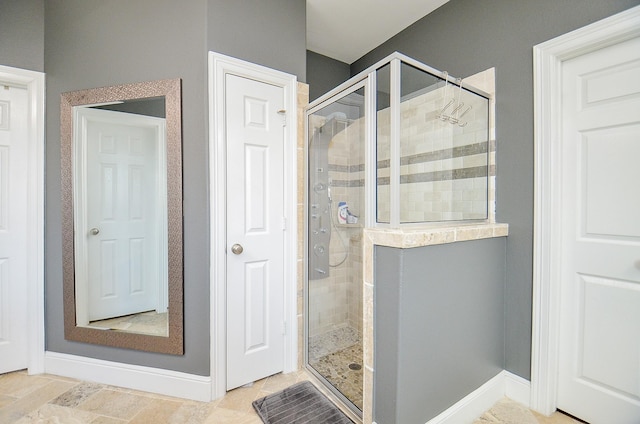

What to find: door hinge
left=282, top=321, right=287, bottom=335
left=282, top=216, right=287, bottom=230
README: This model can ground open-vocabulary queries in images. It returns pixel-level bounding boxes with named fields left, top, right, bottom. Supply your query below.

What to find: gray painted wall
left=306, top=50, right=350, bottom=101
left=43, top=0, right=307, bottom=376
left=207, top=0, right=306, bottom=82
left=0, top=0, right=44, bottom=72
left=351, top=0, right=639, bottom=380
left=374, top=238, right=506, bottom=423
left=44, top=0, right=210, bottom=375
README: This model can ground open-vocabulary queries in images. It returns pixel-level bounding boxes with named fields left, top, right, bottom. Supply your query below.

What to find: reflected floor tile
left=87, top=311, right=168, bottom=337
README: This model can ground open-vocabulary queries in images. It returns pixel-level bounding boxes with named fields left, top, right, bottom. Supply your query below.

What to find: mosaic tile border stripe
left=328, top=141, right=494, bottom=187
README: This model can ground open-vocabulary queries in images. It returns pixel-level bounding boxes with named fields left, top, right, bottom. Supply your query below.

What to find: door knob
left=231, top=244, right=244, bottom=255
left=90, top=227, right=100, bottom=235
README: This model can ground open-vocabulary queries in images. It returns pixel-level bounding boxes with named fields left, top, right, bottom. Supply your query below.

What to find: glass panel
left=307, top=86, right=365, bottom=413
left=376, top=64, right=391, bottom=223
left=399, top=62, right=489, bottom=222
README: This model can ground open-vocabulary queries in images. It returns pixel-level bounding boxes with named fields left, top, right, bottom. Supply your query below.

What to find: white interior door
left=75, top=108, right=167, bottom=323
left=0, top=84, right=29, bottom=373
left=558, top=35, right=640, bottom=423
left=225, top=74, right=285, bottom=390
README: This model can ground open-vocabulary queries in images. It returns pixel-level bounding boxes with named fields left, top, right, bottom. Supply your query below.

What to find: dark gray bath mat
left=252, top=381, right=354, bottom=424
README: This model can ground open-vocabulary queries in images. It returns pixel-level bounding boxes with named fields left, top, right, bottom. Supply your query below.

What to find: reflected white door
left=77, top=108, right=166, bottom=322
left=558, top=35, right=640, bottom=423
left=226, top=74, right=285, bottom=390
left=0, top=85, right=29, bottom=373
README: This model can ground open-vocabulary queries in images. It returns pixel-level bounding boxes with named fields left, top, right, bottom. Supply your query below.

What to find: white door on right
left=558, top=35, right=640, bottom=423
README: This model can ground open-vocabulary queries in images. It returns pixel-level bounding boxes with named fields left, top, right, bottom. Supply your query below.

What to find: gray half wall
left=374, top=238, right=506, bottom=424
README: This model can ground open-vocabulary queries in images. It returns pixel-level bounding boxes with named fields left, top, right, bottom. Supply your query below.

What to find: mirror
left=61, top=79, right=183, bottom=354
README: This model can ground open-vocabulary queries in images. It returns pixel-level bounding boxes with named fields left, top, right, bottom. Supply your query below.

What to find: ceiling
left=306, top=0, right=449, bottom=64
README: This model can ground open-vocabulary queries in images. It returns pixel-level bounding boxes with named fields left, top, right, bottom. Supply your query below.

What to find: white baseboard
left=44, top=351, right=212, bottom=402
left=505, top=371, right=532, bottom=407
left=423, top=370, right=531, bottom=424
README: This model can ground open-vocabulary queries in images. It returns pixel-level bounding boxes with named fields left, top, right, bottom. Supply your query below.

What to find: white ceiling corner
left=306, top=0, right=449, bottom=64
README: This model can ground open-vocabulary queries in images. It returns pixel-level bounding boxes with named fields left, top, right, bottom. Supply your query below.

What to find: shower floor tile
left=309, top=342, right=363, bottom=411
left=308, top=325, right=360, bottom=363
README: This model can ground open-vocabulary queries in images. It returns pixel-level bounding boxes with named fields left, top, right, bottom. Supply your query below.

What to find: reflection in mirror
left=61, top=79, right=183, bottom=354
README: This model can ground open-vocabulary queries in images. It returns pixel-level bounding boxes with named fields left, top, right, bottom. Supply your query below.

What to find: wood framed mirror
left=61, top=79, right=183, bottom=354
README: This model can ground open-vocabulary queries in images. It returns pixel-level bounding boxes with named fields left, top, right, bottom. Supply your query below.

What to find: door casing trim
left=531, top=5, right=640, bottom=415
left=0, top=65, right=45, bottom=374
left=208, top=52, right=298, bottom=399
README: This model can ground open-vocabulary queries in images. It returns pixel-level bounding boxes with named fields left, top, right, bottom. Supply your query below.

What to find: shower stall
left=305, top=53, right=491, bottom=417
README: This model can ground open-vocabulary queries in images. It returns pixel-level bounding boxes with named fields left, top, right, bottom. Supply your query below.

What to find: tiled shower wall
left=329, top=119, right=365, bottom=335
left=308, top=116, right=364, bottom=338
left=377, top=82, right=493, bottom=223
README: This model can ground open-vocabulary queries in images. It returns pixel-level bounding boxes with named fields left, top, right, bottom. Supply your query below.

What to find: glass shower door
left=306, top=85, right=366, bottom=413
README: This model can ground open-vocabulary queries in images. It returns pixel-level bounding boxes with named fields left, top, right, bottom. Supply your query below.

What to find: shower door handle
left=231, top=243, right=244, bottom=255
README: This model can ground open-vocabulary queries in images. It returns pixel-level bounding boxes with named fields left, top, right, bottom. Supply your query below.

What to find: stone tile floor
left=0, top=369, right=584, bottom=423
left=474, top=398, right=585, bottom=424
left=0, top=370, right=309, bottom=423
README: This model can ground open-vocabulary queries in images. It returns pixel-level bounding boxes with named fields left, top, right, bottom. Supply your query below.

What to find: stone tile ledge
left=364, top=222, right=509, bottom=249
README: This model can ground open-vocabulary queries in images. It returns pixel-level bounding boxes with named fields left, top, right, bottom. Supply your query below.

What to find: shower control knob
left=231, top=244, right=244, bottom=255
